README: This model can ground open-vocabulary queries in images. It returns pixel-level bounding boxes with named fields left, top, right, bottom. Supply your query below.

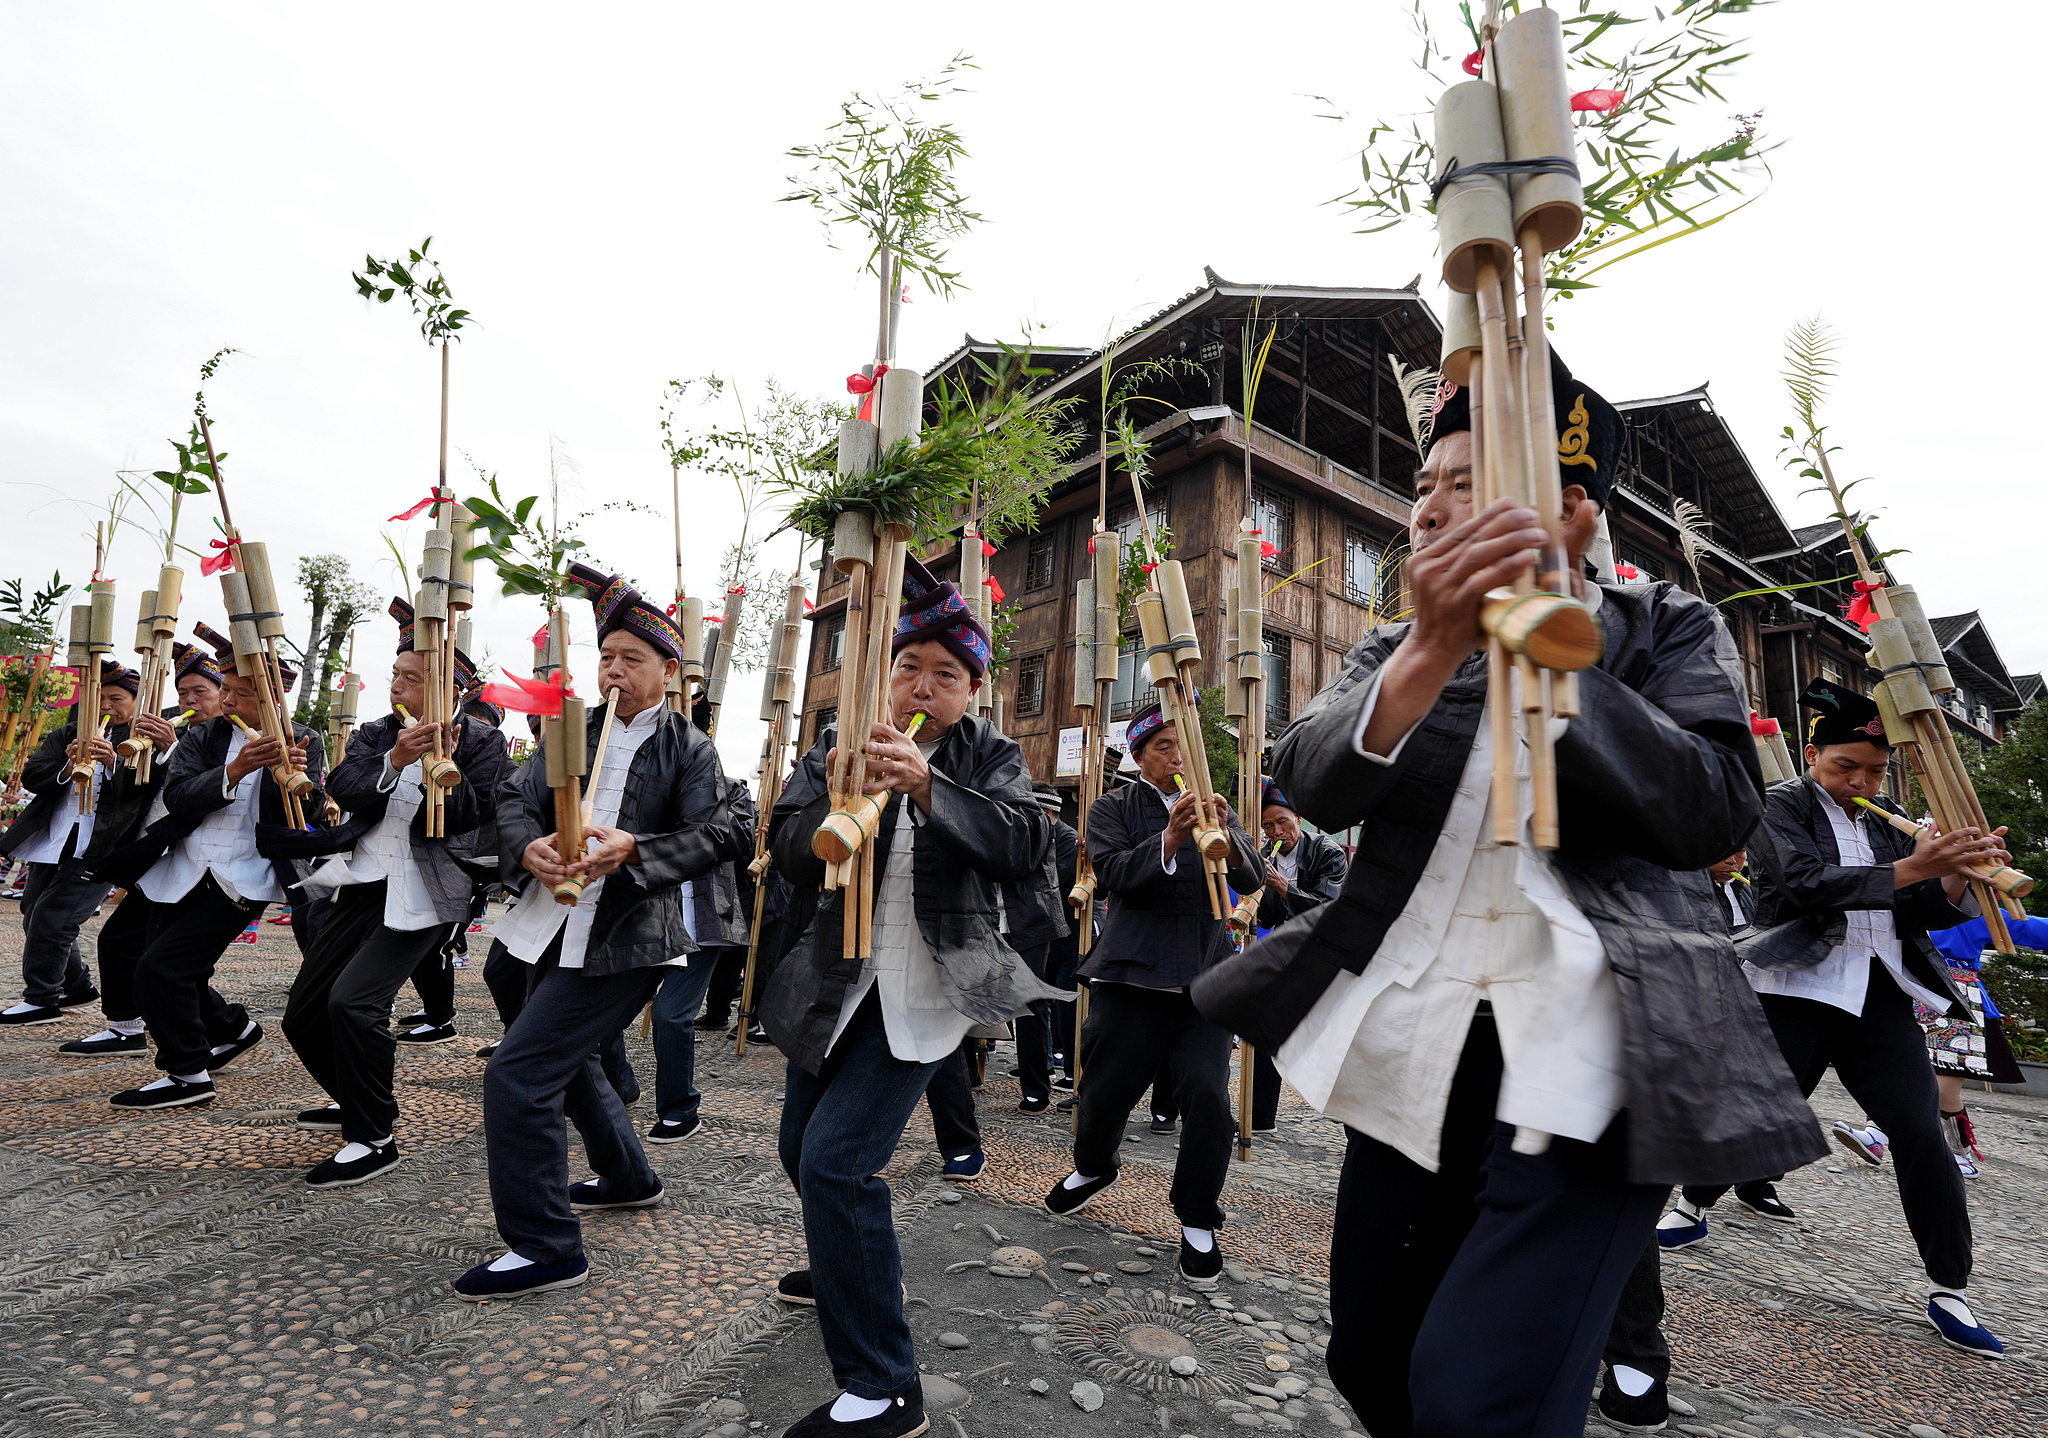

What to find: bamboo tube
left=132, top=590, right=158, bottom=656
left=1884, top=585, right=1953, bottom=693
left=1221, top=585, right=1244, bottom=720
left=551, top=694, right=588, bottom=905
left=1433, top=81, right=1515, bottom=293
left=1441, top=289, right=1483, bottom=389
left=236, top=545, right=288, bottom=641
left=1238, top=1042, right=1255, bottom=1161
left=1157, top=560, right=1201, bottom=668
left=704, top=586, right=746, bottom=727
left=1073, top=579, right=1097, bottom=712
left=1091, top=533, right=1120, bottom=685
left=1852, top=799, right=2032, bottom=898
left=1494, top=6, right=1585, bottom=252
left=579, top=690, right=620, bottom=825
left=153, top=564, right=183, bottom=636
left=66, top=605, right=89, bottom=672
left=446, top=505, right=476, bottom=611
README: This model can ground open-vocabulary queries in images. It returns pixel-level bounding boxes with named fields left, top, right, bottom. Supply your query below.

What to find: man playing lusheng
left=456, top=566, right=745, bottom=1301
left=1666, top=677, right=2009, bottom=1359
left=1194, top=357, right=1825, bottom=1438
left=277, top=604, right=508, bottom=1189
left=762, top=557, right=1055, bottom=1438
left=1043, top=700, right=1262, bottom=1279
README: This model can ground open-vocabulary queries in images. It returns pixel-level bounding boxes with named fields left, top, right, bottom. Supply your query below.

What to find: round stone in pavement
left=922, top=1376, right=970, bottom=1412
left=1124, top=1325, right=1198, bottom=1360
left=936, top=1331, right=970, bottom=1349
left=991, top=1245, right=1044, bottom=1268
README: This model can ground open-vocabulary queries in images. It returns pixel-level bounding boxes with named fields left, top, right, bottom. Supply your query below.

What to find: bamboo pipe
left=1852, top=799, right=2031, bottom=898
left=547, top=691, right=588, bottom=906
left=1238, top=1041, right=1255, bottom=1161
left=579, top=689, right=620, bottom=825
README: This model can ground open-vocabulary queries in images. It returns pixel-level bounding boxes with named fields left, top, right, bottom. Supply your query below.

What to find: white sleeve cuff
left=377, top=757, right=403, bottom=793
left=220, top=770, right=238, bottom=801
left=1349, top=670, right=1421, bottom=767
left=1160, top=833, right=1177, bottom=875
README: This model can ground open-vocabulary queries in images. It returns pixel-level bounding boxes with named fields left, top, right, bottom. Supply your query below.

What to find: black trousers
left=1604, top=1242, right=1668, bottom=1384
left=97, top=889, right=155, bottom=1024
left=1687, top=963, right=1970, bottom=1288
left=281, top=882, right=454, bottom=1144
left=1327, top=1016, right=1668, bottom=1438
left=1010, top=941, right=1054, bottom=1103
left=404, top=944, right=456, bottom=1025
left=482, top=938, right=527, bottom=1030
left=1073, top=983, right=1233, bottom=1229
left=135, top=878, right=260, bottom=1076
left=699, top=944, right=749, bottom=1024
left=924, top=1046, right=981, bottom=1156
left=1156, top=1048, right=1282, bottom=1129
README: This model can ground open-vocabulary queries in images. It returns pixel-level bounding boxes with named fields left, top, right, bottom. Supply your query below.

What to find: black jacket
left=497, top=703, right=747, bottom=977
left=690, top=782, right=756, bottom=950
left=1255, top=830, right=1348, bottom=930
left=0, top=716, right=167, bottom=865
left=89, top=715, right=331, bottom=894
left=256, top=713, right=511, bottom=924
left=761, top=715, right=1058, bottom=1075
left=1737, top=779, right=1971, bottom=1016
left=1193, top=582, right=1827, bottom=1188
left=1001, top=818, right=1074, bottom=954
left=1083, top=779, right=1264, bottom=988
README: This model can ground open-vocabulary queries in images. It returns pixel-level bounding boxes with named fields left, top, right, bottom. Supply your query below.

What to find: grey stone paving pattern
left=0, top=900, right=2039, bottom=1438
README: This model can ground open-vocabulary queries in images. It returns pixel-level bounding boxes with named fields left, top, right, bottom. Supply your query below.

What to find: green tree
left=1969, top=703, right=2048, bottom=919
left=1197, top=685, right=1241, bottom=810
left=288, top=554, right=377, bottom=725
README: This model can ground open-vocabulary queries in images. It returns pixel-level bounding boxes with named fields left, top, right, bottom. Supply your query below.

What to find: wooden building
left=793, top=271, right=2035, bottom=793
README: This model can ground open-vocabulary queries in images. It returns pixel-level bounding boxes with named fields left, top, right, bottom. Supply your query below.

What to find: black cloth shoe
left=394, top=1022, right=458, bottom=1046
left=59, top=1030, right=147, bottom=1055
left=1044, top=1171, right=1116, bottom=1216
left=776, top=1269, right=816, bottom=1306
left=110, top=1077, right=214, bottom=1109
left=1054, top=1095, right=1075, bottom=1113
left=1149, top=1114, right=1177, bottom=1135
left=57, top=985, right=100, bottom=1010
left=452, top=1253, right=589, bottom=1302
left=474, top=1043, right=497, bottom=1059
left=1178, top=1236, right=1224, bottom=1283
left=1050, top=1072, right=1074, bottom=1090
left=568, top=1177, right=665, bottom=1211
left=780, top=1385, right=928, bottom=1438
left=1596, top=1364, right=1669, bottom=1432
left=647, top=1114, right=702, bottom=1144
left=209, top=1023, right=263, bottom=1069
left=1736, top=1184, right=1797, bottom=1223
left=305, top=1141, right=403, bottom=1189
left=693, top=1011, right=729, bottom=1030
left=1017, top=1095, right=1049, bottom=1114
left=392, top=1009, right=429, bottom=1029
left=0, top=1005, right=64, bottom=1026
left=296, top=1104, right=344, bottom=1131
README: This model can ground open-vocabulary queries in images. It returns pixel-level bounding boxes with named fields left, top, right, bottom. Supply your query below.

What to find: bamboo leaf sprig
left=352, top=236, right=472, bottom=344
left=1327, top=0, right=1777, bottom=298
left=782, top=53, right=983, bottom=303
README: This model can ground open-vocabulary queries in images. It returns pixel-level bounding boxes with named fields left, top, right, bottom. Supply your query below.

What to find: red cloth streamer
left=1462, top=48, right=1484, bottom=76
left=199, top=538, right=236, bottom=577
left=845, top=364, right=891, bottom=396
left=1615, top=562, right=1640, bottom=580
left=728, top=586, right=746, bottom=596
left=1750, top=712, right=1781, bottom=737
left=983, top=575, right=1006, bottom=604
left=1844, top=580, right=1883, bottom=633
left=705, top=614, right=722, bottom=625
left=478, top=669, right=574, bottom=718
left=803, top=598, right=815, bottom=612
left=1141, top=561, right=1161, bottom=574
left=665, top=601, right=679, bottom=617
left=1570, top=89, right=1626, bottom=112
left=530, top=622, right=551, bottom=650
left=980, top=539, right=997, bottom=558
left=388, top=488, right=451, bottom=522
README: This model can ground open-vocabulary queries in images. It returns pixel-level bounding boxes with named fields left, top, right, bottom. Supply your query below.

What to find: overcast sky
left=3, top=1, right=2037, bottom=781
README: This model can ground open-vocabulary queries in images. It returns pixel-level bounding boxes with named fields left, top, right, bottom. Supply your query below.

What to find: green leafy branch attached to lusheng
left=0, top=575, right=70, bottom=655
left=352, top=236, right=472, bottom=345
left=1324, top=0, right=1777, bottom=299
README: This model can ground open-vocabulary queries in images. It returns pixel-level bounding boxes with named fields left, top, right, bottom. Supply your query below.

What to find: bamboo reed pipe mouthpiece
left=1493, top=5, right=1585, bottom=252
left=88, top=582, right=117, bottom=651
left=1852, top=798, right=2034, bottom=898
left=876, top=367, right=925, bottom=449
left=133, top=591, right=159, bottom=655
left=446, top=505, right=476, bottom=611
left=1884, top=586, right=1955, bottom=694
left=153, top=565, right=184, bottom=635
left=1480, top=588, right=1603, bottom=671
left=1433, top=80, right=1515, bottom=293
left=1441, top=289, right=1483, bottom=389
left=172, top=709, right=194, bottom=728
left=1157, top=561, right=1202, bottom=666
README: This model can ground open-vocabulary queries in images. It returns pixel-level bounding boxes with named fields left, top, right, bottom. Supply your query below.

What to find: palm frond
left=1783, top=315, right=1834, bottom=437
left=1388, top=357, right=1441, bottom=455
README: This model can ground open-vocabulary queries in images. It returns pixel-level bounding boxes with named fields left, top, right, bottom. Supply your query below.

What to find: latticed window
left=1110, top=501, right=1167, bottom=560
left=1110, top=636, right=1145, bottom=719
left=1016, top=654, right=1047, bottom=716
left=1345, top=530, right=1381, bottom=605
left=1025, top=535, right=1056, bottom=592
left=813, top=707, right=838, bottom=745
left=1264, top=632, right=1291, bottom=731
left=823, top=617, right=845, bottom=670
left=1252, top=486, right=1293, bottom=569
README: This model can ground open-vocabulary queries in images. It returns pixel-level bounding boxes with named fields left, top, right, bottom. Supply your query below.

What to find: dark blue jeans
left=779, top=990, right=941, bottom=1400
left=652, top=952, right=722, bottom=1124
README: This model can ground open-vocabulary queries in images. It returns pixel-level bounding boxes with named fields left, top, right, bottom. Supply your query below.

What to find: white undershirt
left=494, top=704, right=695, bottom=969
left=14, top=746, right=102, bottom=865
left=1275, top=842, right=1301, bottom=884
left=825, top=739, right=975, bottom=1063
left=301, top=754, right=441, bottom=930
left=138, top=727, right=281, bottom=905
left=1743, top=782, right=1950, bottom=1016
left=1274, top=663, right=1625, bottom=1171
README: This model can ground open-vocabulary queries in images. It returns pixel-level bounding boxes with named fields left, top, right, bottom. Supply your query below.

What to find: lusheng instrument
left=536, top=608, right=588, bottom=906
left=1851, top=798, right=2032, bottom=900
left=1433, top=5, right=1604, bottom=849
left=735, top=570, right=809, bottom=1056
left=117, top=560, right=184, bottom=782
left=809, top=367, right=925, bottom=965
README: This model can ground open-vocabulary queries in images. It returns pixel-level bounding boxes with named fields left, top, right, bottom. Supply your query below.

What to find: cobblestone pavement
left=0, top=903, right=2041, bottom=1438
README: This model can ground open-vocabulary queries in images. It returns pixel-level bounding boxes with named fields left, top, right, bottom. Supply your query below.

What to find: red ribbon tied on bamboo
left=1844, top=580, right=1883, bottom=633
left=1750, top=712, right=1781, bottom=738
left=1251, top=527, right=1277, bottom=560
left=1571, top=89, right=1626, bottom=112
left=388, top=488, right=453, bottom=523
left=199, top=538, right=237, bottom=577
left=477, top=669, right=576, bottom=718
left=983, top=575, right=1005, bottom=604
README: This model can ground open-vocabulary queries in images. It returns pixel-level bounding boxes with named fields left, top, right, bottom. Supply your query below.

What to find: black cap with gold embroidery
left=1799, top=677, right=1891, bottom=750
left=1428, top=349, right=1625, bottom=507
